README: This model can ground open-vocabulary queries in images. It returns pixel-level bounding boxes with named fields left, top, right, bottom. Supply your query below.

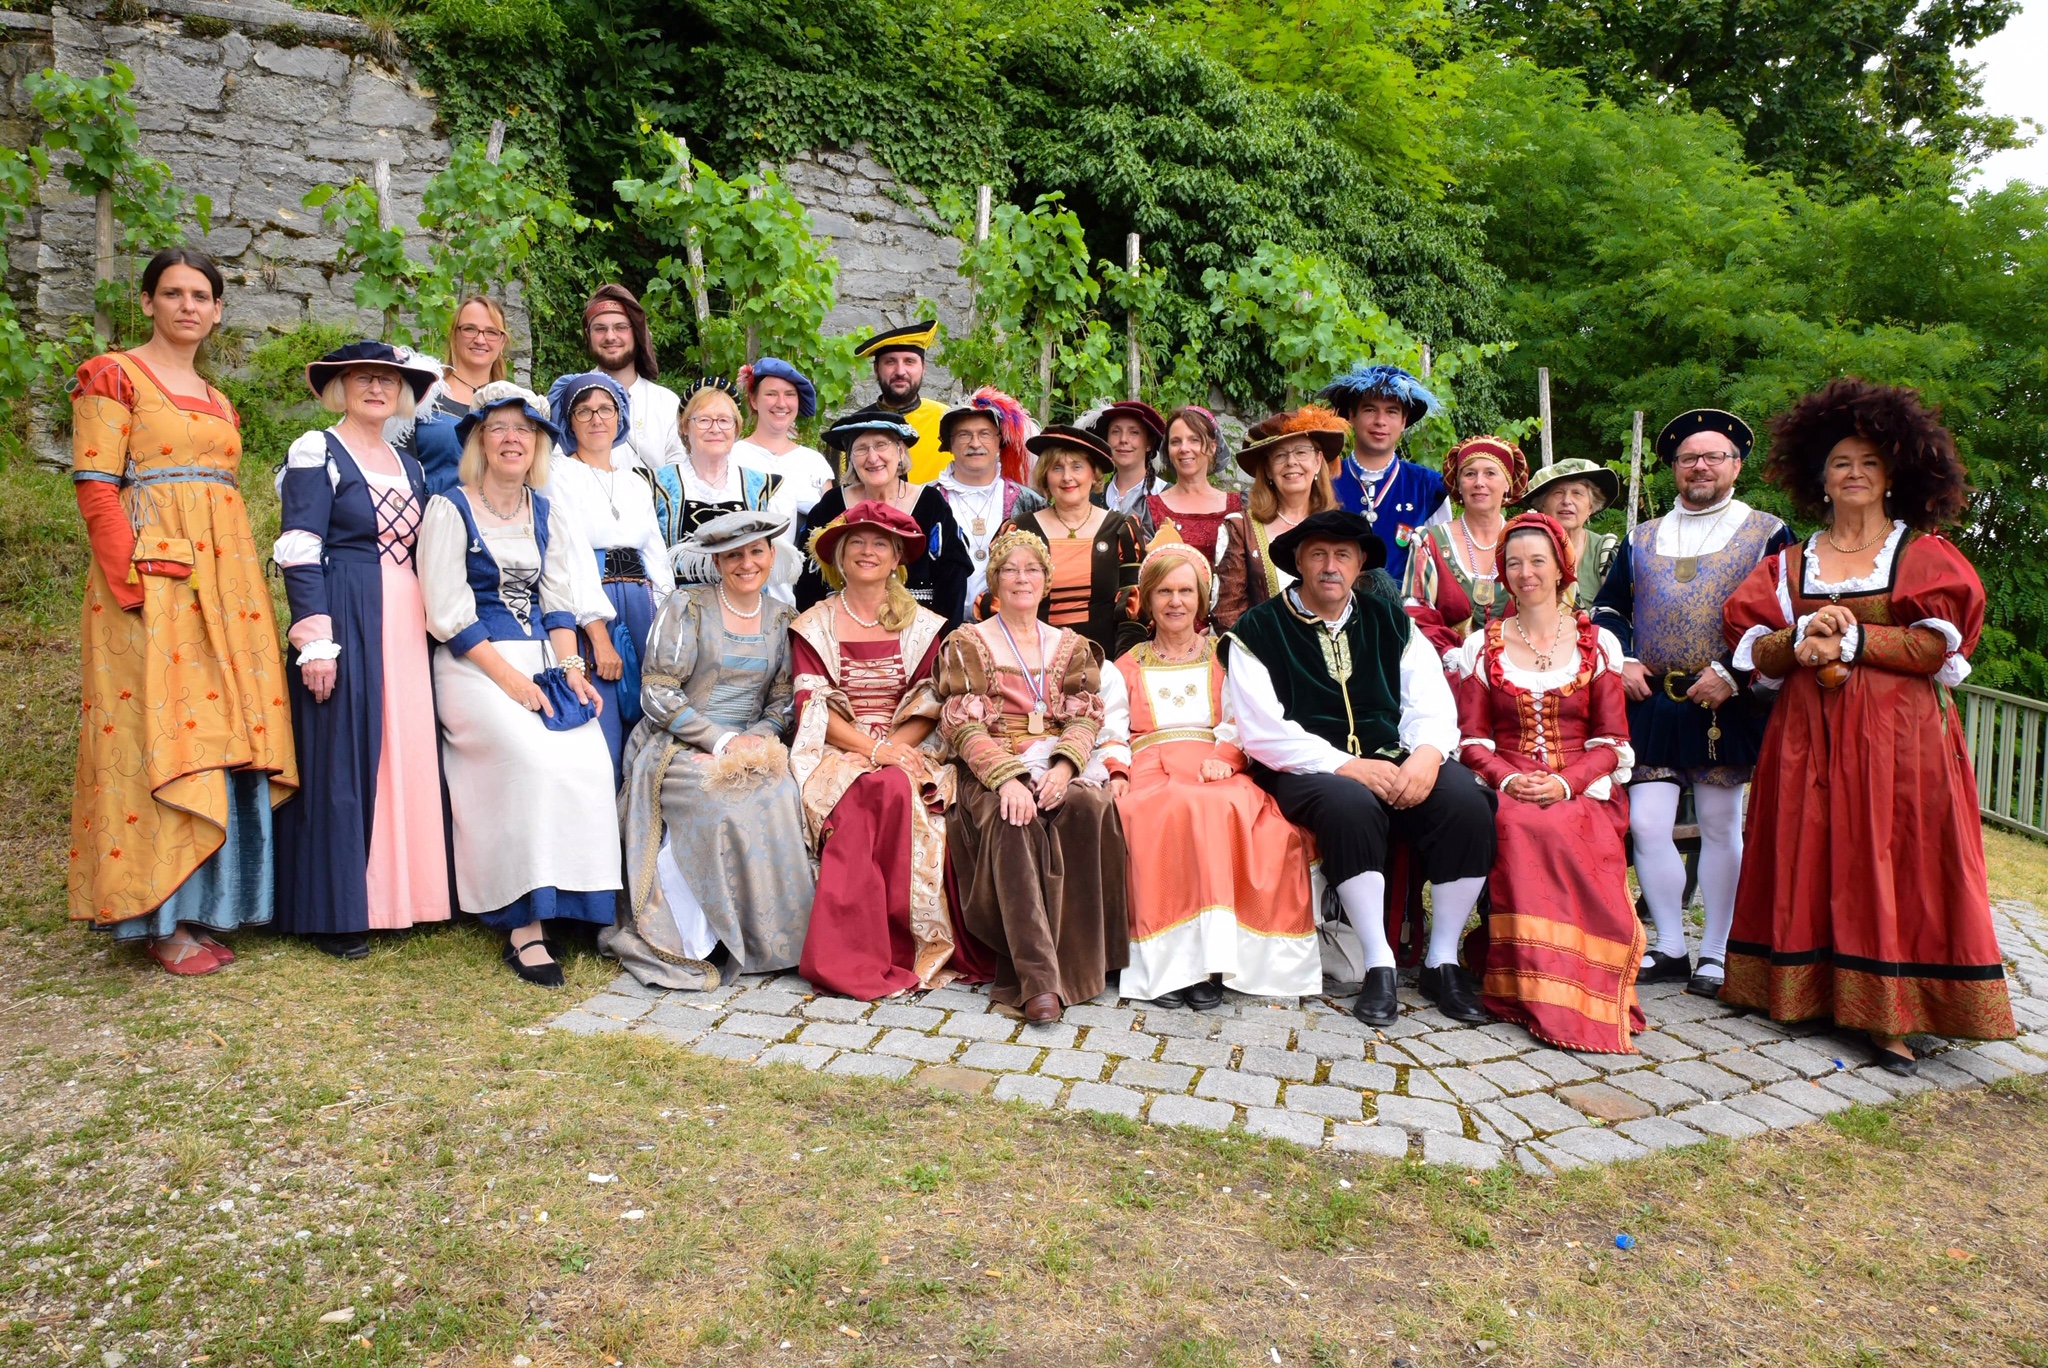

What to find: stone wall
left=781, top=143, right=972, bottom=405
left=3, top=0, right=531, bottom=461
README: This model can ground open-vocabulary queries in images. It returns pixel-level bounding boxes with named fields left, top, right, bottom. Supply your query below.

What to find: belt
left=1662, top=670, right=1707, bottom=703
left=1131, top=726, right=1217, bottom=753
left=74, top=465, right=239, bottom=490
left=600, top=547, right=649, bottom=582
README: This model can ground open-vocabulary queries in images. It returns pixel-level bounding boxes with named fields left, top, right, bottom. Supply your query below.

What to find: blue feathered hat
left=1318, top=363, right=1439, bottom=426
left=454, top=381, right=562, bottom=450
left=742, top=357, right=817, bottom=420
left=545, top=371, right=631, bottom=456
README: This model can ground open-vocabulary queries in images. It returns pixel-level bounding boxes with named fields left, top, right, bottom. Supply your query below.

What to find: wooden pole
left=1125, top=232, right=1141, bottom=401
left=1626, top=410, right=1644, bottom=537
left=967, top=185, right=992, bottom=335
left=1038, top=332, right=1054, bottom=425
left=485, top=119, right=505, bottom=164
left=1419, top=341, right=1431, bottom=380
left=675, top=138, right=711, bottom=327
left=1537, top=366, right=1554, bottom=468
left=92, top=187, right=114, bottom=344
left=372, top=159, right=397, bottom=341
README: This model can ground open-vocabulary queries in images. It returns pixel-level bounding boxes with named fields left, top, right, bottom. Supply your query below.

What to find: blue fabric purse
left=532, top=640, right=598, bottom=732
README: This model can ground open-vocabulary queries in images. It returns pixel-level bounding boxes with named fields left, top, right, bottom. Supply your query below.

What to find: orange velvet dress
left=68, top=354, right=297, bottom=934
left=1721, top=528, right=2014, bottom=1039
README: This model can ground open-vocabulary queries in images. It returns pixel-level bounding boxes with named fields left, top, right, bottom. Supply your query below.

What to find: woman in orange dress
left=987, top=425, right=1144, bottom=662
left=1103, top=540, right=1318, bottom=1008
left=68, top=248, right=297, bottom=974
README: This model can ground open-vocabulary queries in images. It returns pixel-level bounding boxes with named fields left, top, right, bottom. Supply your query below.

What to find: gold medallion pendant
left=1027, top=709, right=1046, bottom=736
left=1471, top=579, right=1496, bottom=607
left=971, top=517, right=987, bottom=536
left=1675, top=556, right=1698, bottom=582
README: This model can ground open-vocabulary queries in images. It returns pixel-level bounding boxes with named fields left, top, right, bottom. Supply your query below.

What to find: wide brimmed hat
left=807, top=499, right=928, bottom=574
left=1027, top=424, right=1115, bottom=473
left=853, top=320, right=938, bottom=360
left=1515, top=456, right=1619, bottom=513
left=545, top=371, right=631, bottom=456
left=1236, top=406, right=1349, bottom=475
left=1317, top=363, right=1439, bottom=426
left=673, top=509, right=792, bottom=586
left=1267, top=509, right=1387, bottom=579
left=1088, top=399, right=1167, bottom=448
left=454, top=381, right=561, bottom=449
left=1657, top=408, right=1754, bottom=465
left=1499, top=509, right=1579, bottom=587
left=305, top=340, right=441, bottom=402
left=823, top=405, right=921, bottom=452
left=741, top=357, right=817, bottom=419
left=1444, top=434, right=1531, bottom=504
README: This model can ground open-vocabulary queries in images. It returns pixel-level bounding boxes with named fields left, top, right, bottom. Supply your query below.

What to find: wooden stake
left=1125, top=232, right=1141, bottom=401
left=676, top=138, right=711, bottom=326
left=976, top=185, right=992, bottom=244
left=92, top=187, right=113, bottom=344
left=1627, top=410, right=1644, bottom=537
left=1538, top=366, right=1554, bottom=468
left=1419, top=341, right=1431, bottom=380
left=372, top=159, right=397, bottom=341
left=1038, top=333, right=1054, bottom=425
left=485, top=119, right=505, bottom=164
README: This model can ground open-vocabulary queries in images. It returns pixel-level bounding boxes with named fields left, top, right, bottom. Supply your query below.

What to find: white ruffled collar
left=1802, top=520, right=1905, bottom=594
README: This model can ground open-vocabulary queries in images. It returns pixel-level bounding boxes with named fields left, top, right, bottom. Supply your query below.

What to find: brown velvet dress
left=936, top=623, right=1130, bottom=1008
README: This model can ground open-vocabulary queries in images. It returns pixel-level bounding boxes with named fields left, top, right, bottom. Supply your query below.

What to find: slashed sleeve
left=640, top=589, right=723, bottom=752
left=275, top=431, right=337, bottom=651
left=749, top=616, right=796, bottom=741
left=1871, top=534, right=1983, bottom=685
left=1722, top=552, right=1796, bottom=685
left=70, top=356, right=146, bottom=610
left=1050, top=633, right=1106, bottom=775
left=937, top=629, right=1028, bottom=790
left=1212, top=514, right=1252, bottom=631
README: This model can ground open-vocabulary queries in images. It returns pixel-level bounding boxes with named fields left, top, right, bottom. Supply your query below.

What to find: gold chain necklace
left=1052, top=504, right=1091, bottom=538
left=1825, top=521, right=1891, bottom=555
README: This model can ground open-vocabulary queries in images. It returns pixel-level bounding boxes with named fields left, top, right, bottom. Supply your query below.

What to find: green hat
left=1515, top=457, right=1620, bottom=514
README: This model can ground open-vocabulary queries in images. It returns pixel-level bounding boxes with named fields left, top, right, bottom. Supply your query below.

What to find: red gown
left=1720, top=531, right=2015, bottom=1039
left=1455, top=614, right=1646, bottom=1052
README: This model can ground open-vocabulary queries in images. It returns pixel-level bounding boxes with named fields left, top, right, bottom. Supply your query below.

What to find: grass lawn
left=4, top=456, right=2047, bottom=1367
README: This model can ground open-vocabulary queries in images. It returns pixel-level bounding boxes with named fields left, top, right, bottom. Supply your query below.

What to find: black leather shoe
left=1872, top=1034, right=1919, bottom=1075
left=314, top=933, right=370, bottom=960
left=1638, top=950, right=1692, bottom=984
left=1184, top=978, right=1226, bottom=1012
left=1147, top=988, right=1190, bottom=1009
left=1420, top=963, right=1490, bottom=1023
left=1351, top=967, right=1398, bottom=1027
left=504, top=936, right=564, bottom=988
left=1685, top=957, right=1725, bottom=998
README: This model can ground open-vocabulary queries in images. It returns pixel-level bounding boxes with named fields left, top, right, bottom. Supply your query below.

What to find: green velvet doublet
left=1223, top=589, right=1408, bottom=761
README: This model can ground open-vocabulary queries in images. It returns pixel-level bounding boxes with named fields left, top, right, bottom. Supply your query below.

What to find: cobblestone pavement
left=551, top=900, right=2048, bottom=1173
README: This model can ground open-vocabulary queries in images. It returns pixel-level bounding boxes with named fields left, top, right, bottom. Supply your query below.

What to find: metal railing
left=1962, top=683, right=2048, bottom=839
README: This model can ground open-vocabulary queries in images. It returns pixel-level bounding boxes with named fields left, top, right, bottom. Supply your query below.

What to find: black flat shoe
left=1638, top=950, right=1693, bottom=984
left=1419, top=963, right=1490, bottom=1023
left=1147, top=989, right=1190, bottom=1009
left=1871, top=1034, right=1919, bottom=1075
left=1352, top=966, right=1398, bottom=1027
left=1685, top=958, right=1725, bottom=998
left=1184, top=978, right=1226, bottom=1012
left=313, top=933, right=370, bottom=960
left=504, top=936, right=564, bottom=988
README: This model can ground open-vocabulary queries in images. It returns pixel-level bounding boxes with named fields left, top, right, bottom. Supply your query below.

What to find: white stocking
left=1336, top=871, right=1394, bottom=971
left=1693, top=783, right=1746, bottom=965
left=1426, top=876, right=1486, bottom=968
left=1630, top=781, right=1689, bottom=961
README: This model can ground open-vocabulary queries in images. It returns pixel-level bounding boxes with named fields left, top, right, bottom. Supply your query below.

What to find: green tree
left=1475, top=0, right=2024, bottom=191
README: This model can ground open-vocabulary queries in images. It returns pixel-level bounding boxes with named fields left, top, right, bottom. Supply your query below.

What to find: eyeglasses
left=455, top=324, right=507, bottom=342
left=347, top=372, right=402, bottom=391
left=1677, top=450, right=1738, bottom=468
left=1269, top=450, right=1321, bottom=470
left=690, top=415, right=737, bottom=431
left=482, top=421, right=536, bottom=439
left=570, top=405, right=618, bottom=424
left=588, top=321, right=634, bottom=339
left=996, top=564, right=1047, bottom=579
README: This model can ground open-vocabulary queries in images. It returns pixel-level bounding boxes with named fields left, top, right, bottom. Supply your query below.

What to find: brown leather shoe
left=1023, top=992, right=1062, bottom=1023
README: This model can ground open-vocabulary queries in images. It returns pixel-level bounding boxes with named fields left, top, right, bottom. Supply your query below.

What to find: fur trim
left=703, top=738, right=790, bottom=794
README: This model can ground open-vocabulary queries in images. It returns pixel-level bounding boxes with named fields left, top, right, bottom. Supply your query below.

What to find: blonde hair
left=447, top=295, right=511, bottom=383
left=1137, top=543, right=1212, bottom=623
left=680, top=386, right=742, bottom=450
left=456, top=416, right=553, bottom=490
left=832, top=539, right=921, bottom=632
left=320, top=370, right=418, bottom=420
left=1245, top=440, right=1337, bottom=523
left=1031, top=441, right=1101, bottom=500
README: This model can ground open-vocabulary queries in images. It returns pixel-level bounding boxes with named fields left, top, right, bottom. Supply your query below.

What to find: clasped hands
left=999, top=757, right=1076, bottom=826
left=1338, top=747, right=1440, bottom=810
left=1797, top=604, right=1857, bottom=668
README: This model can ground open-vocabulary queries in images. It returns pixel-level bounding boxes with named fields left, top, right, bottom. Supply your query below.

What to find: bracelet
left=559, top=654, right=589, bottom=674
left=869, top=737, right=884, bottom=764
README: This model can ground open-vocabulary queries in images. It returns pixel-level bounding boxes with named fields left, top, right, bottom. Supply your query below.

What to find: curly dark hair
left=1764, top=377, right=1968, bottom=531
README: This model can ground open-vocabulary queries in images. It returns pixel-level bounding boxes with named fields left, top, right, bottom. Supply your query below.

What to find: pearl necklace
left=1510, top=611, right=1563, bottom=672
left=717, top=585, right=761, bottom=620
left=839, top=593, right=883, bottom=629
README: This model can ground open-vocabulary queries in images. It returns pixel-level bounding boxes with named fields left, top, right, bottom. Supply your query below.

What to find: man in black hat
left=1592, top=408, right=1794, bottom=999
left=1221, top=510, right=1497, bottom=1026
left=853, top=320, right=947, bottom=483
